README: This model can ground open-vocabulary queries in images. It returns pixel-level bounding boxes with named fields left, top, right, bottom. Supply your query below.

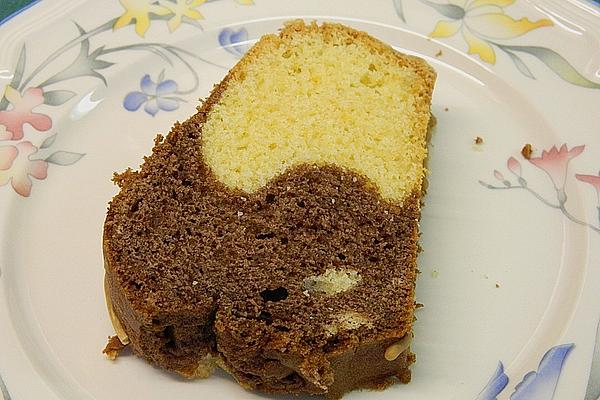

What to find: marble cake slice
left=103, top=20, right=435, bottom=398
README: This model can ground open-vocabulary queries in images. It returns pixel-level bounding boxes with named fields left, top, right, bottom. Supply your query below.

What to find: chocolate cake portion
left=103, top=20, right=435, bottom=398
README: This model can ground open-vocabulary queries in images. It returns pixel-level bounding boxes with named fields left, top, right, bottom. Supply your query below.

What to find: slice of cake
left=103, top=20, right=435, bottom=398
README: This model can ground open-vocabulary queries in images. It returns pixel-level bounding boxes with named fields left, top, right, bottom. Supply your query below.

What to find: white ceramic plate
left=1, top=1, right=600, bottom=399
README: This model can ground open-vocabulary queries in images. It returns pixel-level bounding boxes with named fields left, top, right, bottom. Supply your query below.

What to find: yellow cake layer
left=201, top=21, right=434, bottom=202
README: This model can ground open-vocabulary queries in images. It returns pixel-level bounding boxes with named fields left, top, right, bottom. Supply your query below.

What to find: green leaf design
left=40, top=133, right=58, bottom=149
left=393, top=0, right=406, bottom=22
left=502, top=49, right=535, bottom=80
left=38, top=24, right=114, bottom=88
left=419, top=0, right=465, bottom=20
left=0, top=44, right=26, bottom=111
left=181, top=15, right=205, bottom=30
left=45, top=151, right=85, bottom=166
left=500, top=44, right=600, bottom=89
left=0, top=372, right=11, bottom=400
left=9, top=45, right=26, bottom=92
left=43, top=90, right=76, bottom=106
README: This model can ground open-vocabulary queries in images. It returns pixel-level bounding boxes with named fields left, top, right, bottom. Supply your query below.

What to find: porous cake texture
left=103, top=20, right=435, bottom=398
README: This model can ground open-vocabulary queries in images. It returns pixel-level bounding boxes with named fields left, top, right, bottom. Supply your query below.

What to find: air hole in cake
left=260, top=287, right=289, bottom=302
left=163, top=325, right=176, bottom=349
left=256, top=232, right=275, bottom=240
left=265, top=193, right=276, bottom=203
left=281, top=372, right=302, bottom=385
left=129, top=199, right=141, bottom=213
left=258, top=311, right=273, bottom=325
left=297, top=200, right=306, bottom=208
left=275, top=325, right=290, bottom=332
left=182, top=178, right=192, bottom=187
left=280, top=237, right=289, bottom=245
left=368, top=256, right=380, bottom=262
left=130, top=280, right=142, bottom=290
left=337, top=253, right=346, bottom=260
left=302, top=269, right=361, bottom=295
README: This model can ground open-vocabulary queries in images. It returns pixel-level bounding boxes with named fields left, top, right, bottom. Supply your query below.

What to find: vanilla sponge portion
left=201, top=21, right=435, bottom=202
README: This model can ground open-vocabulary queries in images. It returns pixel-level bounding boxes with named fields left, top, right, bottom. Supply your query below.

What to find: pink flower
left=0, top=86, right=52, bottom=140
left=528, top=144, right=585, bottom=189
left=576, top=173, right=600, bottom=203
left=507, top=157, right=521, bottom=177
left=0, top=141, right=48, bottom=197
left=494, top=170, right=505, bottom=181
left=0, top=145, right=18, bottom=170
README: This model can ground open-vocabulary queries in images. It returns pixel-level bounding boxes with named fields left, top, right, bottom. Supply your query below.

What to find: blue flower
left=123, top=73, right=181, bottom=116
left=476, top=362, right=509, bottom=400
left=219, top=27, right=249, bottom=58
left=511, top=343, right=574, bottom=400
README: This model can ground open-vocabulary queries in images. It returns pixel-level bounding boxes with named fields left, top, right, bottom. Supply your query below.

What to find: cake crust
left=103, top=20, right=435, bottom=398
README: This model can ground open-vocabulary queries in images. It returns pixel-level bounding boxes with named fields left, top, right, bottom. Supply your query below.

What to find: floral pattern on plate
left=0, top=0, right=254, bottom=197
left=124, top=71, right=184, bottom=116
left=393, top=0, right=600, bottom=88
left=480, top=144, right=600, bottom=234
left=477, top=344, right=574, bottom=400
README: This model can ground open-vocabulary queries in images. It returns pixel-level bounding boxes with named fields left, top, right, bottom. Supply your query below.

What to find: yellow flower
left=235, top=0, right=254, bottom=4
left=113, top=0, right=170, bottom=37
left=159, top=0, right=206, bottom=32
left=430, top=0, right=552, bottom=63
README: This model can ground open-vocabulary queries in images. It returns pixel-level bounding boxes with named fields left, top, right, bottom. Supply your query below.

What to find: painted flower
left=159, top=0, right=205, bottom=32
left=0, top=141, right=48, bottom=197
left=124, top=73, right=181, bottom=116
left=528, top=144, right=584, bottom=190
left=576, top=173, right=600, bottom=204
left=475, top=361, right=508, bottom=400
left=511, top=343, right=574, bottom=400
left=0, top=86, right=52, bottom=140
left=0, top=124, right=11, bottom=141
left=219, top=27, right=250, bottom=58
left=113, top=0, right=170, bottom=37
left=507, top=156, right=521, bottom=176
left=429, top=0, right=553, bottom=63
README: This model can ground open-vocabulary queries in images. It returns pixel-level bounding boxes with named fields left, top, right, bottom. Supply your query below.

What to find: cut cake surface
left=103, top=20, right=435, bottom=398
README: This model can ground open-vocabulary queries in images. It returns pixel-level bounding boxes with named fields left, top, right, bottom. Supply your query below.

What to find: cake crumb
left=474, top=136, right=484, bottom=145
left=435, top=49, right=443, bottom=57
left=103, top=335, right=127, bottom=360
left=331, top=198, right=336, bottom=204
left=521, top=143, right=533, bottom=159
left=430, top=270, right=439, bottom=278
left=236, top=211, right=244, bottom=217
left=495, top=283, right=500, bottom=288
left=444, top=107, right=449, bottom=112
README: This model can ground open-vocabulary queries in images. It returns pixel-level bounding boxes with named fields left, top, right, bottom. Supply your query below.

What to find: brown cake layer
left=103, top=20, right=435, bottom=398
left=104, top=143, right=420, bottom=394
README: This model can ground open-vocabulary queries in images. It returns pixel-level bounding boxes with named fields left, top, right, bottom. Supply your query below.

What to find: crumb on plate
left=521, top=143, right=533, bottom=159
